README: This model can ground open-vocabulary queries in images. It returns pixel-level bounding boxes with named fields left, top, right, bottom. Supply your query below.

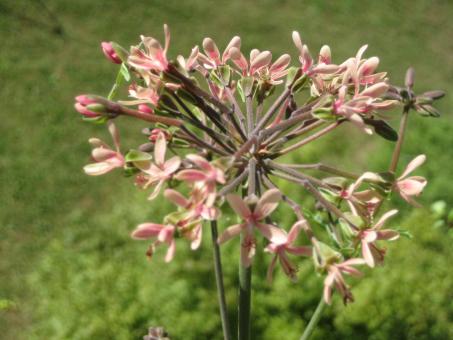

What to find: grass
left=1, top=0, right=452, bottom=339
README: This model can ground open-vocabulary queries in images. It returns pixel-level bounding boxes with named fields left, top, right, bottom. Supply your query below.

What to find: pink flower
left=136, top=132, right=181, bottom=200
left=131, top=223, right=176, bottom=262
left=333, top=86, right=373, bottom=134
left=264, top=221, right=311, bottom=282
left=101, top=42, right=122, bottom=64
left=83, top=121, right=125, bottom=175
left=175, top=154, right=225, bottom=199
left=340, top=45, right=386, bottom=94
left=395, top=155, right=427, bottom=206
left=164, top=188, right=219, bottom=250
left=323, top=258, right=365, bottom=305
left=74, top=95, right=102, bottom=118
left=218, top=189, right=286, bottom=267
left=292, top=31, right=339, bottom=76
left=198, top=36, right=241, bottom=69
left=128, top=25, right=170, bottom=72
left=357, top=209, right=399, bottom=267
left=229, top=47, right=273, bottom=77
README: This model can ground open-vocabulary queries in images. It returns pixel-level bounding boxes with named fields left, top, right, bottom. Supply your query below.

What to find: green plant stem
left=210, top=220, right=232, bottom=340
left=300, top=296, right=326, bottom=340
left=238, top=245, right=252, bottom=340
left=389, top=107, right=410, bottom=172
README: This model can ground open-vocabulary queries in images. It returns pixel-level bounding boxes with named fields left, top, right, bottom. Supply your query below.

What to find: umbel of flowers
left=75, top=25, right=444, bottom=340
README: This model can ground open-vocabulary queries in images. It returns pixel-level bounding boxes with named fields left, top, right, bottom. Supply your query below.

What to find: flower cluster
left=75, top=25, right=443, bottom=306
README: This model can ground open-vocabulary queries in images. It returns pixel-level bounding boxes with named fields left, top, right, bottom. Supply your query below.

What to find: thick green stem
left=210, top=220, right=232, bottom=340
left=300, top=296, right=326, bottom=340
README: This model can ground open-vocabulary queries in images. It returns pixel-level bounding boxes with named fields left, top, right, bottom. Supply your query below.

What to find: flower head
left=83, top=121, right=124, bottom=175
left=395, top=155, right=427, bottom=206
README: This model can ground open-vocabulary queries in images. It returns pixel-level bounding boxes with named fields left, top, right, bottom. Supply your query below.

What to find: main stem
left=210, top=220, right=232, bottom=340
left=238, top=160, right=256, bottom=340
left=389, top=108, right=410, bottom=172
left=300, top=295, right=326, bottom=340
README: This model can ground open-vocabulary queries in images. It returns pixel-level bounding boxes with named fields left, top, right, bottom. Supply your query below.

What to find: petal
left=148, top=180, right=164, bottom=200
left=254, top=189, right=281, bottom=219
left=154, top=132, right=167, bottom=165
left=131, top=223, right=164, bottom=239
left=164, top=189, right=189, bottom=207
left=91, top=148, right=117, bottom=162
left=107, top=121, right=121, bottom=152
left=266, top=255, right=278, bottom=283
left=190, top=224, right=202, bottom=250
left=163, top=156, right=181, bottom=175
left=165, top=240, right=176, bottom=262
left=217, top=224, right=243, bottom=244
left=397, top=178, right=427, bottom=196
left=361, top=240, right=375, bottom=267
left=374, top=209, right=398, bottom=229
left=360, top=82, right=389, bottom=97
left=256, top=223, right=287, bottom=243
left=377, top=229, right=400, bottom=241
left=83, top=162, right=114, bottom=176
left=186, top=154, right=212, bottom=172
left=287, top=221, right=304, bottom=244
left=175, top=169, right=206, bottom=182
left=226, top=194, right=251, bottom=219
left=399, top=154, right=426, bottom=179
left=363, top=230, right=378, bottom=243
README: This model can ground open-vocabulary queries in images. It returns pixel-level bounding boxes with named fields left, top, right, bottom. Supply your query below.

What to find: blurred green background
left=1, top=0, right=453, bottom=339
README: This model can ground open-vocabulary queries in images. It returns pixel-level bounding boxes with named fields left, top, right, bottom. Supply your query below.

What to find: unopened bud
left=405, top=67, right=415, bottom=89
left=101, top=42, right=122, bottom=64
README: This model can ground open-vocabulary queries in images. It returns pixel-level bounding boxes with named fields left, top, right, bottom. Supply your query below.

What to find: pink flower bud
left=101, top=42, right=122, bottom=64
left=75, top=95, right=101, bottom=117
left=138, top=104, right=154, bottom=114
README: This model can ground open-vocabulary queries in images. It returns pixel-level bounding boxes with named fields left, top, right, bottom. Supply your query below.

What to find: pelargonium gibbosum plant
left=74, top=25, right=444, bottom=340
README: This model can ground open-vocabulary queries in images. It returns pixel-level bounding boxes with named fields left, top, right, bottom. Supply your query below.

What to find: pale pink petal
left=374, top=209, right=398, bottom=229
left=107, top=121, right=121, bottom=151
left=186, top=154, right=212, bottom=172
left=165, top=240, right=176, bottom=262
left=361, top=240, right=375, bottom=267
left=148, top=180, right=164, bottom=200
left=360, top=82, right=389, bottom=97
left=287, top=221, right=304, bottom=244
left=292, top=31, right=304, bottom=53
left=190, top=224, right=202, bottom=250
left=83, top=162, right=114, bottom=176
left=91, top=148, right=118, bottom=162
left=163, top=156, right=181, bottom=175
left=164, top=189, right=189, bottom=207
left=222, top=36, right=241, bottom=62
left=399, top=155, right=426, bottom=179
left=254, top=188, right=281, bottom=219
left=355, top=45, right=368, bottom=62
left=323, top=272, right=335, bottom=305
left=341, top=258, right=366, bottom=267
left=175, top=169, right=206, bottom=182
left=217, top=224, right=243, bottom=244
left=256, top=223, right=287, bottom=243
left=131, top=223, right=164, bottom=239
left=154, top=132, right=167, bottom=166
left=358, top=56, right=379, bottom=77
left=363, top=230, right=378, bottom=243
left=397, top=178, right=427, bottom=196
left=226, top=194, right=251, bottom=219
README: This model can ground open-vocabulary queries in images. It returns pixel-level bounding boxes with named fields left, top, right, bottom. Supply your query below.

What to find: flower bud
left=101, top=42, right=122, bottom=64
left=75, top=95, right=103, bottom=118
left=421, top=90, right=445, bottom=100
left=138, top=104, right=154, bottom=114
left=319, top=45, right=331, bottom=64
left=149, top=129, right=171, bottom=142
left=405, top=67, right=415, bottom=89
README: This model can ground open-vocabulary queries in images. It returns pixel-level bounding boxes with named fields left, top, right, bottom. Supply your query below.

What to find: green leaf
left=82, top=116, right=109, bottom=124
left=125, top=149, right=152, bottom=163
left=120, top=63, right=131, bottom=81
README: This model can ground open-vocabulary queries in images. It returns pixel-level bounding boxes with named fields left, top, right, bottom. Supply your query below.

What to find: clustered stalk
left=74, top=26, right=444, bottom=339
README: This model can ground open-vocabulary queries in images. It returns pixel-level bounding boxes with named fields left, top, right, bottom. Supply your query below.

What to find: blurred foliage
left=1, top=0, right=452, bottom=339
